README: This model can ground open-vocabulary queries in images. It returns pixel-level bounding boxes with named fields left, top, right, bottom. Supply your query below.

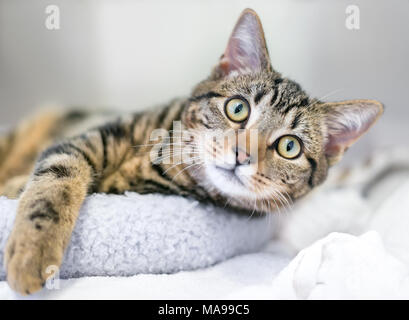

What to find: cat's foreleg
left=3, top=135, right=101, bottom=295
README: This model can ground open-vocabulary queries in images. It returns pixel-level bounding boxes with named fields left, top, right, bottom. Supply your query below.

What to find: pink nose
left=235, top=147, right=251, bottom=165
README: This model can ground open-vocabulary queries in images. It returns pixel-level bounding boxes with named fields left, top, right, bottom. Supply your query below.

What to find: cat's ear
left=323, top=99, right=383, bottom=165
left=212, top=9, right=272, bottom=79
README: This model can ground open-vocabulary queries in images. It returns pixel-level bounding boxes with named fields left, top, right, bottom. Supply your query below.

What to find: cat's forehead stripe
left=291, top=112, right=302, bottom=129
left=254, top=89, right=267, bottom=104
left=270, top=88, right=280, bottom=107
left=190, top=91, right=224, bottom=102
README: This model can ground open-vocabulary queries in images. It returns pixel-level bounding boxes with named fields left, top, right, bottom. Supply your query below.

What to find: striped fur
left=1, top=8, right=383, bottom=295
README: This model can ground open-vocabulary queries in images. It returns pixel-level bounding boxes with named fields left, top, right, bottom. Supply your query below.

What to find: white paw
left=272, top=231, right=409, bottom=299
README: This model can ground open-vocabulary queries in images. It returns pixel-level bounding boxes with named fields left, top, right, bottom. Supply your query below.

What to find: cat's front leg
left=3, top=116, right=135, bottom=295
left=4, top=141, right=97, bottom=295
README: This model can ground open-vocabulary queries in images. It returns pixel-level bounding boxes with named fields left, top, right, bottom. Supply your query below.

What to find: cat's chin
left=205, top=164, right=255, bottom=198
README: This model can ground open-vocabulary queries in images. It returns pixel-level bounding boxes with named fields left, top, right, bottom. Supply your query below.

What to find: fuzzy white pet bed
left=0, top=192, right=274, bottom=280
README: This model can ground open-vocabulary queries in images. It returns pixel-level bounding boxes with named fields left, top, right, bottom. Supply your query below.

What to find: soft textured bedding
left=1, top=148, right=409, bottom=299
left=0, top=193, right=274, bottom=280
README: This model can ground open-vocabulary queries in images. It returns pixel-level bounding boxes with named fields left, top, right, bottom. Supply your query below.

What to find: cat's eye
left=224, top=97, right=250, bottom=123
left=276, top=135, right=302, bottom=159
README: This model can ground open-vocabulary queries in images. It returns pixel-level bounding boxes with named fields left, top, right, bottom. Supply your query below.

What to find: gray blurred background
left=0, top=0, right=408, bottom=163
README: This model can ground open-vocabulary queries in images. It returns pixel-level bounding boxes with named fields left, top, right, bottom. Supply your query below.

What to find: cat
left=1, top=8, right=383, bottom=295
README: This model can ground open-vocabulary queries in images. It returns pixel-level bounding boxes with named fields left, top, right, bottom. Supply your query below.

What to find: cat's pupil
left=234, top=104, right=243, bottom=114
left=287, top=140, right=294, bottom=152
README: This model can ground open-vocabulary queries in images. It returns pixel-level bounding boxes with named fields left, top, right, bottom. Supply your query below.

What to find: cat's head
left=181, top=9, right=383, bottom=211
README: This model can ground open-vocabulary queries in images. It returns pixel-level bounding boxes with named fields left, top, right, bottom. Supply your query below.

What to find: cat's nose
left=234, top=146, right=251, bottom=166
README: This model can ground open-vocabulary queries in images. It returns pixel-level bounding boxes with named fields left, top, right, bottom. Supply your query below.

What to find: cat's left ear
left=323, top=99, right=384, bottom=165
left=212, top=8, right=272, bottom=79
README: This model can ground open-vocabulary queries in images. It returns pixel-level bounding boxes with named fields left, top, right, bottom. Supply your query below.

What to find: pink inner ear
left=219, top=10, right=269, bottom=76
left=325, top=125, right=361, bottom=157
left=325, top=102, right=382, bottom=158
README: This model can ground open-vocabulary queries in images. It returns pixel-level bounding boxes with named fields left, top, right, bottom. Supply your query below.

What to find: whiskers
left=306, top=88, right=344, bottom=109
left=247, top=172, right=294, bottom=216
left=131, top=126, right=293, bottom=221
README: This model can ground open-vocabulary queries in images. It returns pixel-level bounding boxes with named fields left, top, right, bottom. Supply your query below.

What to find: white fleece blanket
left=1, top=148, right=409, bottom=299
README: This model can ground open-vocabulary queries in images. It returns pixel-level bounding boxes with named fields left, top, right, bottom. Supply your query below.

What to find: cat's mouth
left=214, top=165, right=246, bottom=186
left=205, top=164, right=253, bottom=197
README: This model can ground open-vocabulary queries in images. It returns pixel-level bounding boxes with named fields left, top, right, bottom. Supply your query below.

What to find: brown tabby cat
left=1, top=9, right=383, bottom=295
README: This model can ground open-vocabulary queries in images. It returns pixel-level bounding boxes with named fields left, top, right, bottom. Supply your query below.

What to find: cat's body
left=1, top=9, right=383, bottom=295
left=0, top=103, right=206, bottom=200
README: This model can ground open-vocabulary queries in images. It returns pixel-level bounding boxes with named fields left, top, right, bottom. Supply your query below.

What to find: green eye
left=224, top=97, right=250, bottom=123
left=276, top=135, right=302, bottom=159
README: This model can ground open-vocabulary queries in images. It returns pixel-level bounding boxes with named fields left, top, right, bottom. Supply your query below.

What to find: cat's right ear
left=211, top=9, right=272, bottom=79
left=322, top=99, right=384, bottom=166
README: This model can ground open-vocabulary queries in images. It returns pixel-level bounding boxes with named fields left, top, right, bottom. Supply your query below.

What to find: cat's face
left=181, top=9, right=383, bottom=212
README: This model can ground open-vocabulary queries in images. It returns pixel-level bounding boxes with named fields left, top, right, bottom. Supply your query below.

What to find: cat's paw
left=4, top=233, right=62, bottom=295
